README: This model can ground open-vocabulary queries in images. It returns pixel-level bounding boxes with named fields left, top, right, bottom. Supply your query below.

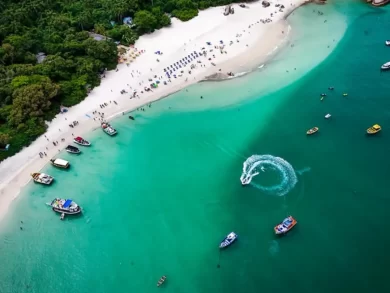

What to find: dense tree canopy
left=0, top=0, right=242, bottom=160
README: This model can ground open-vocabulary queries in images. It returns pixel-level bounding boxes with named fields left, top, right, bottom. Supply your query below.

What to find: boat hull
left=33, top=179, right=53, bottom=185
left=73, top=141, right=91, bottom=146
left=52, top=207, right=81, bottom=215
left=66, top=149, right=80, bottom=154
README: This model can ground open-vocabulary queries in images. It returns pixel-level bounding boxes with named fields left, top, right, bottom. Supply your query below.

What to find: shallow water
left=1, top=1, right=390, bottom=293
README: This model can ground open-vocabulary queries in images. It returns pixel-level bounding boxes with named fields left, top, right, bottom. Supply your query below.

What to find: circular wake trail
left=240, top=155, right=297, bottom=196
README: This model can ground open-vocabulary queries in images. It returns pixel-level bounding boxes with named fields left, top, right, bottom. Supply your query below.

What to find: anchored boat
left=101, top=122, right=117, bottom=136
left=65, top=145, right=81, bottom=154
left=50, top=158, right=70, bottom=169
left=157, top=276, right=167, bottom=287
left=367, top=124, right=381, bottom=135
left=306, top=127, right=319, bottom=135
left=274, top=216, right=297, bottom=235
left=219, top=232, right=238, bottom=249
left=31, top=173, right=54, bottom=185
left=48, top=198, right=81, bottom=215
left=386, top=40, right=390, bottom=46
left=73, top=136, right=91, bottom=146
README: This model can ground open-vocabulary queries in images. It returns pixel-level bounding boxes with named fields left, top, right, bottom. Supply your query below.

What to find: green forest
left=0, top=0, right=239, bottom=161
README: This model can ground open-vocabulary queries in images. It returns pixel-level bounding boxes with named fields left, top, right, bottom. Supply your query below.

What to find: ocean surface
left=1, top=1, right=390, bottom=293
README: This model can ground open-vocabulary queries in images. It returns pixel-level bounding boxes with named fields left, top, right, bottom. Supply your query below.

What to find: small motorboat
left=325, top=114, right=331, bottom=119
left=385, top=40, right=390, bottom=46
left=274, top=216, right=297, bottom=235
left=101, top=122, right=117, bottom=136
left=129, top=116, right=135, bottom=120
left=65, top=145, right=81, bottom=154
left=73, top=136, right=91, bottom=146
left=328, top=87, right=334, bottom=90
left=381, top=62, right=390, bottom=70
left=50, top=158, right=70, bottom=169
left=47, top=198, right=81, bottom=215
left=343, top=93, right=348, bottom=97
left=320, top=93, right=327, bottom=97
left=219, top=232, right=238, bottom=249
left=306, top=127, right=319, bottom=135
left=367, top=124, right=381, bottom=135
left=240, top=172, right=259, bottom=185
left=31, top=173, right=54, bottom=185
left=157, top=276, right=167, bottom=287
left=320, top=96, right=325, bottom=101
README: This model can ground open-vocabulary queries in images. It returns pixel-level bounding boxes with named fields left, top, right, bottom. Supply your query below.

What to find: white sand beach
left=0, top=0, right=308, bottom=221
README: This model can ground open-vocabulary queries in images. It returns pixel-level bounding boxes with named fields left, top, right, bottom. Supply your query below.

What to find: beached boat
left=101, top=122, right=117, bottom=136
left=219, top=232, right=238, bottom=249
left=48, top=198, right=81, bottom=215
left=65, top=145, right=81, bottom=154
left=73, top=136, right=91, bottom=146
left=306, top=127, right=319, bottom=135
left=31, top=172, right=54, bottom=185
left=50, top=158, right=70, bottom=169
left=367, top=124, right=381, bottom=134
left=274, top=216, right=297, bottom=235
left=386, top=40, right=390, bottom=46
left=157, top=276, right=167, bottom=287
left=381, top=62, right=390, bottom=70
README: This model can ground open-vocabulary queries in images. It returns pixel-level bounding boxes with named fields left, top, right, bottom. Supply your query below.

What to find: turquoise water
left=2, top=1, right=390, bottom=293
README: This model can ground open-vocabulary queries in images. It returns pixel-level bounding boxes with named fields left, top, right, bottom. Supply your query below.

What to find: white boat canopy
left=53, top=158, right=69, bottom=167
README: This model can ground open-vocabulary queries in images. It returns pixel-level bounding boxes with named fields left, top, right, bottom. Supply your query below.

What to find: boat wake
left=268, top=240, right=280, bottom=256
left=240, top=155, right=297, bottom=196
left=296, top=167, right=311, bottom=175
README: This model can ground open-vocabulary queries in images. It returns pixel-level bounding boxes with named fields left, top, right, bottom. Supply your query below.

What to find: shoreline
left=0, top=1, right=310, bottom=222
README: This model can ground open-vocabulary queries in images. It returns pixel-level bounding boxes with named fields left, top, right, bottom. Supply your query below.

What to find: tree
left=107, top=25, right=139, bottom=45
left=0, top=133, right=10, bottom=145
left=9, top=80, right=59, bottom=126
left=134, top=10, right=158, bottom=34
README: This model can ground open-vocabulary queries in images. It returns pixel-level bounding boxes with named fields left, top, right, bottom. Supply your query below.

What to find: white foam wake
left=240, top=155, right=297, bottom=196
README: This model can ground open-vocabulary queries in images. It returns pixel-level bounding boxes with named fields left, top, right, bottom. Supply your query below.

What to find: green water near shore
left=2, top=1, right=390, bottom=293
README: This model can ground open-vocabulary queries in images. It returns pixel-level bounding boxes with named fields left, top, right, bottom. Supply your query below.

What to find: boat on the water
left=157, top=276, right=167, bottom=287
left=306, top=127, right=319, bottom=135
left=240, top=172, right=259, bottom=185
left=101, top=122, right=117, bottom=136
left=129, top=116, right=135, bottom=120
left=325, top=114, right=331, bottom=119
left=65, top=145, right=81, bottom=154
left=386, top=40, right=390, bottom=46
left=73, top=136, right=91, bottom=146
left=274, top=216, right=297, bottom=235
left=367, top=124, right=381, bottom=135
left=219, top=232, right=238, bottom=249
left=50, top=158, right=70, bottom=169
left=48, top=198, right=81, bottom=215
left=381, top=62, right=390, bottom=70
left=31, top=172, right=54, bottom=185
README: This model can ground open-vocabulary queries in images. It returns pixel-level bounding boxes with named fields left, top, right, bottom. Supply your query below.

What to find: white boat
left=325, top=114, right=331, bottom=119
left=65, top=145, right=81, bottom=154
left=219, top=232, right=238, bottom=249
left=73, top=136, right=91, bottom=146
left=101, top=122, right=117, bottom=136
left=386, top=40, right=390, bottom=46
left=31, top=172, right=54, bottom=185
left=48, top=198, right=81, bottom=215
left=240, top=172, right=259, bottom=185
left=381, top=62, right=390, bottom=70
left=50, top=158, right=70, bottom=169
